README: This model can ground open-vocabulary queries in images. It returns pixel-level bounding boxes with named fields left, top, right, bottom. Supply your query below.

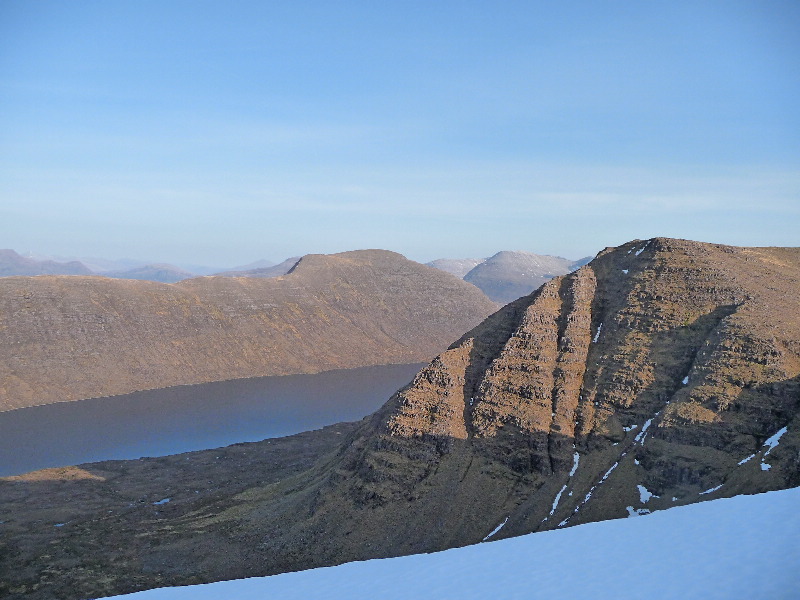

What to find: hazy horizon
left=15, top=244, right=592, bottom=273
left=2, top=1, right=798, bottom=266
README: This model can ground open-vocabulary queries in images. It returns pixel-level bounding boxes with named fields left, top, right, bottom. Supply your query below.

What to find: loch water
left=0, top=363, right=423, bottom=477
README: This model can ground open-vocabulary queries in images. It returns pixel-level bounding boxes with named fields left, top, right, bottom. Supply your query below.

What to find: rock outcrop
left=0, top=250, right=497, bottom=410
left=3, top=238, right=799, bottom=599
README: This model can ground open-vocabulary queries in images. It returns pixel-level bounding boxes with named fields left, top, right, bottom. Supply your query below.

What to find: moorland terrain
left=2, top=238, right=798, bottom=599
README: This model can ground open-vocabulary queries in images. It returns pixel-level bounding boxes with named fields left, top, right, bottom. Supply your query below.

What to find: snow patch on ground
left=569, top=452, right=580, bottom=477
left=109, top=488, right=800, bottom=600
left=153, top=498, right=171, bottom=505
left=634, top=419, right=652, bottom=443
left=621, top=269, right=629, bottom=274
left=682, top=375, right=689, bottom=385
left=601, top=462, right=618, bottom=482
left=626, top=506, right=651, bottom=517
left=637, top=485, right=655, bottom=504
left=564, top=454, right=624, bottom=527
left=764, top=426, right=787, bottom=455
left=738, top=426, right=789, bottom=469
left=550, top=485, right=568, bottom=516
left=483, top=517, right=509, bottom=541
left=592, top=323, right=602, bottom=343
left=700, top=484, right=723, bottom=496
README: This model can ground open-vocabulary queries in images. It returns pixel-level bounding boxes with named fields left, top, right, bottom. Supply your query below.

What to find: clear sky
left=1, top=1, right=798, bottom=268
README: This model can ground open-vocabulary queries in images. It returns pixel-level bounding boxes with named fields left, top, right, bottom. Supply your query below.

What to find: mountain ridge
left=0, top=250, right=497, bottom=411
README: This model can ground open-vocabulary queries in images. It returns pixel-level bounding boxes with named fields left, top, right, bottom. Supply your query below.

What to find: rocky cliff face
left=2, top=238, right=799, bottom=599
left=0, top=250, right=497, bottom=410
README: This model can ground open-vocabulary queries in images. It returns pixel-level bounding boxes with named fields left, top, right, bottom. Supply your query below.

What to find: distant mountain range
left=2, top=249, right=592, bottom=301
left=427, top=251, right=592, bottom=304
left=0, top=249, right=93, bottom=276
left=222, top=258, right=276, bottom=272
left=214, top=256, right=301, bottom=278
left=101, top=263, right=198, bottom=283
left=0, top=250, right=279, bottom=283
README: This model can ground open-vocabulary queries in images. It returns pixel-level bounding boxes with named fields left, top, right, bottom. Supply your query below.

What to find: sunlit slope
left=0, top=250, right=497, bottom=410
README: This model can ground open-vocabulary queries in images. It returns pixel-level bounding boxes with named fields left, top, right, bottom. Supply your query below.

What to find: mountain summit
left=227, top=238, right=799, bottom=565
left=462, top=250, right=582, bottom=303
left=427, top=251, right=590, bottom=304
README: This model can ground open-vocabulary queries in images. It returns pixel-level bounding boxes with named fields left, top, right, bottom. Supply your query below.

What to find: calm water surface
left=0, top=363, right=423, bottom=477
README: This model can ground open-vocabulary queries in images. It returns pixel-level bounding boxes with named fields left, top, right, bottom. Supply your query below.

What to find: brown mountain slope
left=0, top=250, right=497, bottom=410
left=2, top=238, right=799, bottom=600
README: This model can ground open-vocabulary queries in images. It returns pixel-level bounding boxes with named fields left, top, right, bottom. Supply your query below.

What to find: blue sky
left=1, top=1, right=798, bottom=267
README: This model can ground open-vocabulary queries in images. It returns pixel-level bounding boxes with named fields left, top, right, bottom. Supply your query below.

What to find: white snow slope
left=107, top=487, right=800, bottom=600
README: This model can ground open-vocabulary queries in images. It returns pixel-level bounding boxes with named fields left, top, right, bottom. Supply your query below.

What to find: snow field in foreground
left=108, top=486, right=800, bottom=600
